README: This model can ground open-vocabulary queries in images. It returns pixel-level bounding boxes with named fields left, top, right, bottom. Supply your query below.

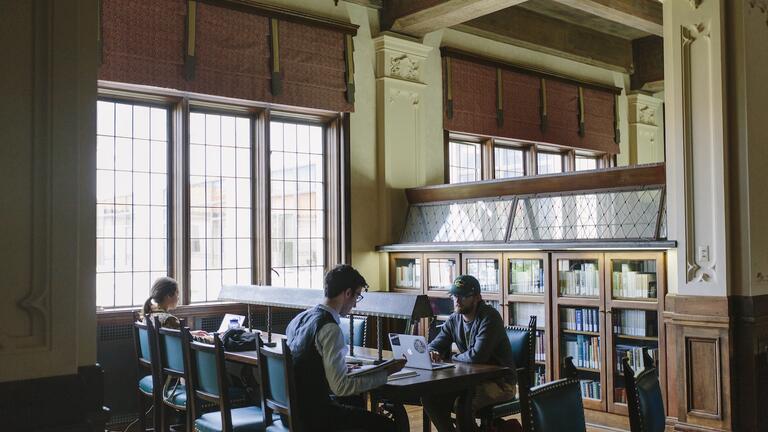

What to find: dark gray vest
left=285, top=305, right=337, bottom=420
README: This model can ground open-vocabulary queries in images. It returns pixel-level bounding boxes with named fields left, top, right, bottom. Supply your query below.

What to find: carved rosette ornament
left=389, top=55, right=420, bottom=81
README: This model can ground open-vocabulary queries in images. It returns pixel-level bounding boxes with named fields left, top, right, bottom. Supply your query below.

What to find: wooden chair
left=623, top=349, right=665, bottom=432
left=257, top=338, right=301, bottom=432
left=154, top=317, right=191, bottom=431
left=133, top=313, right=161, bottom=431
left=525, top=357, right=586, bottom=432
left=476, top=316, right=538, bottom=431
left=181, top=328, right=266, bottom=432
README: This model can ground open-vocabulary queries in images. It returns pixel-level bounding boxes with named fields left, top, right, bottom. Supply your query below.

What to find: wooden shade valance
left=442, top=48, right=621, bottom=154
left=99, top=0, right=358, bottom=112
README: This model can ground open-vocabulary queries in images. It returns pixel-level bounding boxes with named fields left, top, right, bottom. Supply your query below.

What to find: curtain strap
left=344, top=34, right=355, bottom=104
left=496, top=68, right=504, bottom=127
left=269, top=18, right=283, bottom=96
left=184, top=0, right=197, bottom=80
left=578, top=86, right=585, bottom=137
left=540, top=78, right=548, bottom=132
left=444, top=57, right=453, bottom=119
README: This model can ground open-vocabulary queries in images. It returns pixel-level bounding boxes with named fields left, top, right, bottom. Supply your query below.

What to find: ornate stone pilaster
left=372, top=33, right=433, bottom=245
left=627, top=93, right=664, bottom=165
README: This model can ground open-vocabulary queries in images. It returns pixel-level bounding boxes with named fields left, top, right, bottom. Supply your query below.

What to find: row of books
left=613, top=310, right=658, bottom=337
left=561, top=307, right=600, bottom=332
left=535, top=330, right=546, bottom=362
left=511, top=303, right=545, bottom=328
left=616, top=345, right=659, bottom=374
left=580, top=380, right=601, bottom=400
left=564, top=335, right=601, bottom=369
left=558, top=263, right=599, bottom=296
left=614, top=387, right=627, bottom=404
left=394, top=262, right=421, bottom=288
left=612, top=270, right=657, bottom=299
left=509, top=261, right=544, bottom=294
left=428, top=261, right=456, bottom=289
left=466, top=261, right=501, bottom=292
left=534, top=367, right=546, bottom=387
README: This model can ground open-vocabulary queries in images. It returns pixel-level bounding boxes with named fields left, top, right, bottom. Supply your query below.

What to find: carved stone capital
left=627, top=93, right=663, bottom=126
left=373, top=32, right=433, bottom=83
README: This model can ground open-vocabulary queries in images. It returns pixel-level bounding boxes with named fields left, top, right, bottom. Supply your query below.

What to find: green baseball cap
left=449, top=275, right=481, bottom=297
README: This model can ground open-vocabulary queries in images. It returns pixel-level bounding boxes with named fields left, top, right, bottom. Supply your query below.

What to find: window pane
left=494, top=146, right=525, bottom=179
left=188, top=112, right=252, bottom=302
left=575, top=156, right=598, bottom=171
left=270, top=121, right=325, bottom=289
left=96, top=100, right=170, bottom=308
left=448, top=141, right=481, bottom=183
left=537, top=152, right=563, bottom=175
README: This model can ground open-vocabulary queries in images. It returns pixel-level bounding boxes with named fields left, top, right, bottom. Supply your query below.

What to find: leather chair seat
left=477, top=397, right=520, bottom=418
left=163, top=383, right=187, bottom=408
left=265, top=419, right=289, bottom=432
left=139, top=375, right=154, bottom=395
left=194, top=406, right=265, bottom=432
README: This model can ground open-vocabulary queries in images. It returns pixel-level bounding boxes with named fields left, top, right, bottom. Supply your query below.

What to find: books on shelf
left=564, top=335, right=601, bottom=369
left=580, top=379, right=601, bottom=400
left=561, top=307, right=600, bottom=332
left=614, top=387, right=627, bottom=404
left=535, top=330, right=546, bottom=362
left=613, top=310, right=658, bottom=337
left=509, top=260, right=544, bottom=294
left=559, top=262, right=599, bottom=296
left=612, top=263, right=657, bottom=298
left=428, top=260, right=455, bottom=289
left=467, top=259, right=500, bottom=293
left=395, top=261, right=420, bottom=288
left=534, top=365, right=546, bottom=386
left=511, top=303, right=545, bottom=328
left=615, top=345, right=659, bottom=374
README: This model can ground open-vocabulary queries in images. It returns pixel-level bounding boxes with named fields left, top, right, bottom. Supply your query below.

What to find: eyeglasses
left=450, top=293, right=474, bottom=302
left=355, top=293, right=364, bottom=303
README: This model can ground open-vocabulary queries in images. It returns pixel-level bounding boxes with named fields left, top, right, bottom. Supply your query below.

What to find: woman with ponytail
left=142, top=276, right=181, bottom=329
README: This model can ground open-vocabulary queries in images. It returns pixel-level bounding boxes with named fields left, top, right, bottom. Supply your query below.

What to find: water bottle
left=228, top=318, right=239, bottom=330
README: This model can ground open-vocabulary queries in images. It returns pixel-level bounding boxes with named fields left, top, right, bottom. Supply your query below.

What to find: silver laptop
left=388, top=334, right=454, bottom=370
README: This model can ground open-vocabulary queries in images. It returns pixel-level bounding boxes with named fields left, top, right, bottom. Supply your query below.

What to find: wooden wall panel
left=686, top=337, right=721, bottom=417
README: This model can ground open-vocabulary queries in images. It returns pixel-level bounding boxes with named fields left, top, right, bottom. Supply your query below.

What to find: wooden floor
left=404, top=405, right=619, bottom=432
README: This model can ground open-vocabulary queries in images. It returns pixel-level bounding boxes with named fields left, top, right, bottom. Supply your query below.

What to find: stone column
left=372, top=33, right=433, bottom=245
left=627, top=93, right=664, bottom=164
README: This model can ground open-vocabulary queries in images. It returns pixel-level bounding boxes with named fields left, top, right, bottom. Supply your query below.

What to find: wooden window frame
left=97, top=83, right=347, bottom=310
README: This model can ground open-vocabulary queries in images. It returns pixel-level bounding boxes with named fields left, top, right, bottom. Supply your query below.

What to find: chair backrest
left=526, top=356, right=586, bottom=432
left=339, top=316, right=366, bottom=347
left=506, top=316, right=537, bottom=385
left=133, top=313, right=155, bottom=367
left=182, top=329, right=233, bottom=431
left=258, top=338, right=302, bottom=432
left=155, top=317, right=186, bottom=377
left=624, top=350, right=665, bottom=432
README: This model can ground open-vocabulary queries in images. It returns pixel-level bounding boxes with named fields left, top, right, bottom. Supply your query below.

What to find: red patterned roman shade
left=99, top=0, right=355, bottom=112
left=443, top=49, right=620, bottom=154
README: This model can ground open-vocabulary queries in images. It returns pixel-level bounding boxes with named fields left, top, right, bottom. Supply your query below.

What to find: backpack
left=221, top=327, right=259, bottom=351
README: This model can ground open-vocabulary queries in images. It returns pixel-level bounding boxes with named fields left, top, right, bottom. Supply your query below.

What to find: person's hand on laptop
left=383, top=358, right=408, bottom=375
left=429, top=350, right=443, bottom=363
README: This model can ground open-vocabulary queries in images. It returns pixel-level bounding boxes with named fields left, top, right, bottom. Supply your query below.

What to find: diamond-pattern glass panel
left=509, top=187, right=664, bottom=241
left=400, top=199, right=514, bottom=243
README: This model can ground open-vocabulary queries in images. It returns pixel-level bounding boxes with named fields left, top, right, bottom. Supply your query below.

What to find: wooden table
left=225, top=341, right=510, bottom=431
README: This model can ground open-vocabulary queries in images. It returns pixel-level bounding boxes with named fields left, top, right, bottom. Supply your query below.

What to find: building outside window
left=448, top=141, right=482, bottom=183
left=537, top=152, right=563, bottom=174
left=575, top=155, right=598, bottom=171
left=494, top=145, right=525, bottom=179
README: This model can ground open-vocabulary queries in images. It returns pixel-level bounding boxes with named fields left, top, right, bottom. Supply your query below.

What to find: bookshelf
left=604, top=252, right=666, bottom=415
left=386, top=249, right=666, bottom=425
left=505, top=252, right=550, bottom=384
left=552, top=252, right=605, bottom=411
left=389, top=253, right=424, bottom=293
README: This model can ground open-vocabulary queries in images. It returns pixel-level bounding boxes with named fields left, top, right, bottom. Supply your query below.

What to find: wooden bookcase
left=387, top=249, right=666, bottom=427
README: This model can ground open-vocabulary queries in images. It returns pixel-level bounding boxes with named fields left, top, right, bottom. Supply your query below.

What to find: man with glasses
left=423, top=275, right=518, bottom=432
left=286, top=264, right=407, bottom=432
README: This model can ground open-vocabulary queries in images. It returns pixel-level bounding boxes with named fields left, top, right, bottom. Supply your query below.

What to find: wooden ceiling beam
left=548, top=0, right=662, bottom=36
left=384, top=0, right=529, bottom=37
left=457, top=6, right=633, bottom=73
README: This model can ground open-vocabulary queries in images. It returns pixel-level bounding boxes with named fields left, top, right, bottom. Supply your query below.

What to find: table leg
left=422, top=407, right=430, bottom=432
left=455, top=388, right=476, bottom=432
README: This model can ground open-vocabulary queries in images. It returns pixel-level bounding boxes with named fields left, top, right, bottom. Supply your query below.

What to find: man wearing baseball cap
left=422, top=275, right=518, bottom=432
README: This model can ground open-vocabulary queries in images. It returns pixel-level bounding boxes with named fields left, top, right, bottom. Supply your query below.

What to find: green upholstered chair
left=134, top=313, right=161, bottom=432
left=526, top=357, right=586, bottom=432
left=182, top=328, right=266, bottom=432
left=624, top=349, right=665, bottom=432
left=339, top=316, right=366, bottom=347
left=155, top=317, right=191, bottom=431
left=257, top=338, right=299, bottom=432
left=476, top=316, right=538, bottom=431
